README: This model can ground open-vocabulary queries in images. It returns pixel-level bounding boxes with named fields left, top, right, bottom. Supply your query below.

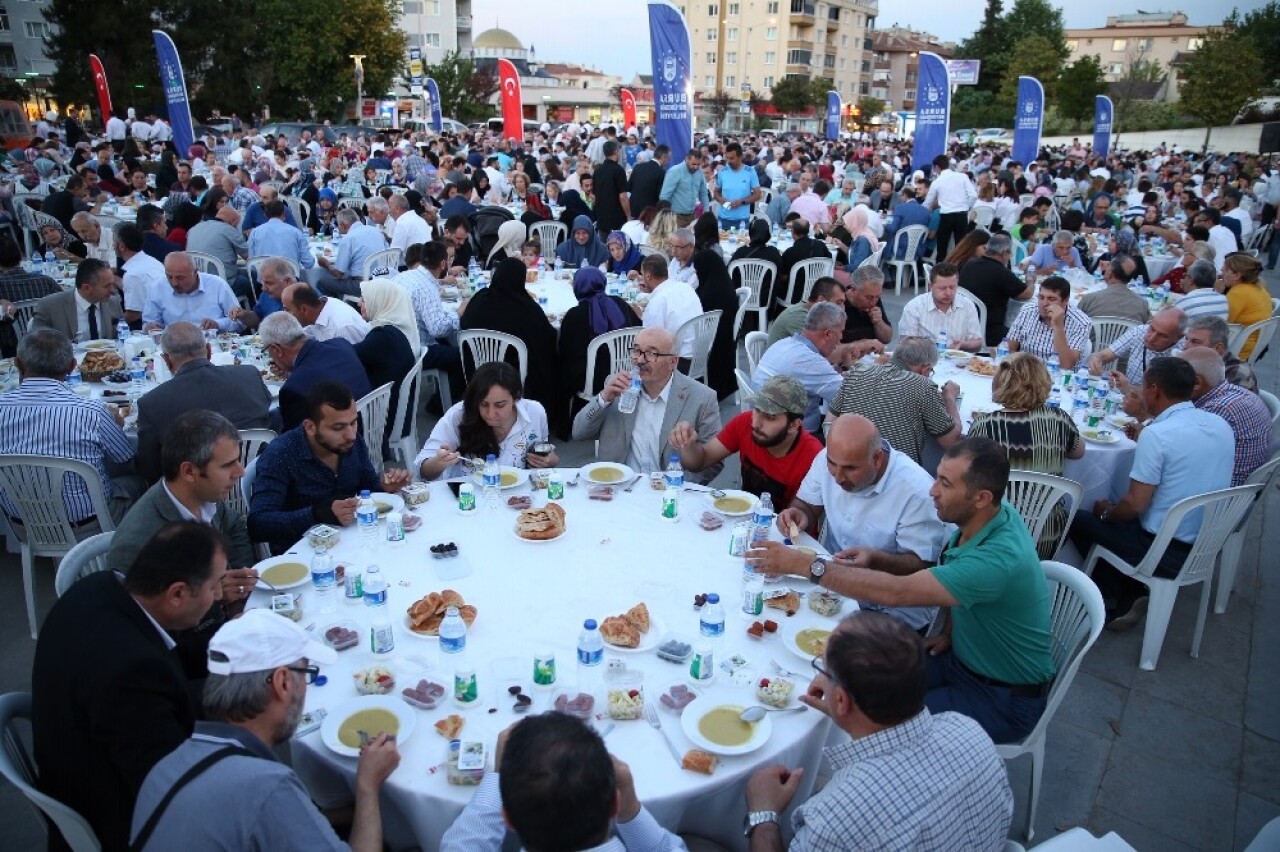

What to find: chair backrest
left=1090, top=316, right=1141, bottom=354
left=888, top=225, right=929, bottom=263
left=759, top=186, right=774, bottom=204
left=732, top=286, right=752, bottom=340
left=580, top=327, right=639, bottom=401
left=794, top=256, right=836, bottom=304
left=956, top=287, right=987, bottom=342
left=246, top=256, right=300, bottom=299
left=675, top=309, right=723, bottom=383
left=1228, top=316, right=1279, bottom=367
left=336, top=196, right=365, bottom=212
left=1245, top=224, right=1272, bottom=252
left=744, top=330, right=769, bottom=375
left=1006, top=471, right=1083, bottom=558
left=54, top=531, right=114, bottom=597
left=362, top=247, right=404, bottom=280
left=0, top=456, right=116, bottom=553
left=227, top=429, right=276, bottom=520
left=356, top=383, right=393, bottom=475
left=0, top=692, right=103, bottom=852
left=10, top=298, right=39, bottom=340
left=284, top=196, right=310, bottom=228
left=1137, top=484, right=1265, bottom=585
left=528, top=220, right=567, bottom=252
left=1042, top=204, right=1061, bottom=232
left=186, top=251, right=226, bottom=281
left=727, top=258, right=777, bottom=310
left=1259, top=389, right=1280, bottom=432
left=972, top=206, right=996, bottom=229
left=458, top=329, right=529, bottom=383
left=734, top=368, right=756, bottom=408
left=855, top=245, right=885, bottom=271
left=1272, top=296, right=1280, bottom=317
left=388, top=350, right=427, bottom=466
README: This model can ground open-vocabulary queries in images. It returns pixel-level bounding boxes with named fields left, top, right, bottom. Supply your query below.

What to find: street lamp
left=349, top=54, right=366, bottom=109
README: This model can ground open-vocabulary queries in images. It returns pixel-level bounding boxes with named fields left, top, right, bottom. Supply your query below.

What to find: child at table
left=520, top=239, right=541, bottom=270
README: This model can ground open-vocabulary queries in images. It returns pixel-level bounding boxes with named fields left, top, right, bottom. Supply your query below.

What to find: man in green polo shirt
left=747, top=434, right=1055, bottom=743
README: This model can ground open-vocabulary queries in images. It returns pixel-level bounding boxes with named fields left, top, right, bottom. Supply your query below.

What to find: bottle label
left=370, top=623, right=395, bottom=654
left=441, top=633, right=466, bottom=654
left=742, top=587, right=763, bottom=616
left=454, top=670, right=478, bottom=703
left=458, top=489, right=476, bottom=511
left=661, top=493, right=678, bottom=520
left=577, top=646, right=603, bottom=666
left=699, top=617, right=725, bottom=637
left=385, top=518, right=405, bottom=542
left=343, top=572, right=363, bottom=599
left=357, top=509, right=378, bottom=527
left=533, top=654, right=557, bottom=686
left=548, top=480, right=564, bottom=500
left=363, top=588, right=387, bottom=607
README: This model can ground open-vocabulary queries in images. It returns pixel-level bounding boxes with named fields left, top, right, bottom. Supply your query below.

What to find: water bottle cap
left=583, top=618, right=597, bottom=630
left=445, top=605, right=459, bottom=615
left=706, top=593, right=720, bottom=604
left=359, top=489, right=371, bottom=498
left=485, top=454, right=497, bottom=461
left=669, top=453, right=679, bottom=463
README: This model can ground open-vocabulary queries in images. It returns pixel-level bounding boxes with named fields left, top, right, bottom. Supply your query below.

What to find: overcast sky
left=471, top=0, right=1261, bottom=79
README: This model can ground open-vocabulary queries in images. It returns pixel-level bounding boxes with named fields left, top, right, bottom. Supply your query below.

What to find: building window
left=1108, top=63, right=1123, bottom=74
left=425, top=0, right=439, bottom=12
left=839, top=58, right=845, bottom=69
left=764, top=51, right=776, bottom=64
left=424, top=32, right=441, bottom=48
left=765, top=26, right=777, bottom=39
left=786, top=49, right=811, bottom=65
left=767, top=1, right=779, bottom=12
left=0, top=44, right=13, bottom=71
left=860, top=59, right=870, bottom=72
left=705, top=75, right=715, bottom=87
left=402, top=1, right=422, bottom=12
left=860, top=82, right=869, bottom=94
left=728, top=2, right=739, bottom=13
left=0, top=7, right=8, bottom=31
left=707, top=29, right=717, bottom=40
left=727, top=27, right=737, bottom=40
left=726, top=51, right=737, bottom=63
left=406, top=33, right=423, bottom=46
left=1111, top=38, right=1126, bottom=51
left=707, top=3, right=718, bottom=15
left=1066, top=39, right=1077, bottom=51
left=726, top=75, right=736, bottom=87
left=1187, top=36, right=1203, bottom=50
left=1138, top=37, right=1153, bottom=50
left=841, top=34, right=848, bottom=46
left=763, top=75, right=775, bottom=87
left=23, top=20, right=48, bottom=38
left=706, top=51, right=717, bottom=63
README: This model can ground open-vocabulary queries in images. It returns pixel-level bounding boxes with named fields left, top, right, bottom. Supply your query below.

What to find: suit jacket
left=628, top=159, right=665, bottom=217
left=571, top=371, right=723, bottom=484
left=135, top=359, right=273, bottom=482
left=279, top=337, right=371, bottom=432
left=32, top=571, right=197, bottom=852
left=31, top=288, right=124, bottom=341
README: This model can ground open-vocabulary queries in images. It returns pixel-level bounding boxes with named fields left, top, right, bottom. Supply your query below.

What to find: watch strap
left=744, top=810, right=779, bottom=837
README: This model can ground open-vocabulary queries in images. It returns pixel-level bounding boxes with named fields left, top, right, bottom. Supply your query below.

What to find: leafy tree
left=996, top=35, right=1063, bottom=112
left=955, top=0, right=1010, bottom=92
left=1178, top=26, right=1264, bottom=149
left=1002, top=0, right=1068, bottom=62
left=856, top=96, right=886, bottom=122
left=1111, top=54, right=1166, bottom=133
left=42, top=0, right=163, bottom=121
left=418, top=52, right=496, bottom=124
left=1056, top=55, right=1106, bottom=126
left=769, top=76, right=813, bottom=114
left=808, top=77, right=836, bottom=111
left=1226, top=2, right=1280, bottom=91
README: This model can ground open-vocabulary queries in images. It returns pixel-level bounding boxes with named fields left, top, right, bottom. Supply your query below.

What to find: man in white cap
left=130, top=609, right=401, bottom=851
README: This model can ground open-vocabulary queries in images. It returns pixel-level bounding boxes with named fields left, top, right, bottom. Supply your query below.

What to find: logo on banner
left=1023, top=100, right=1035, bottom=115
left=504, top=79, right=517, bottom=96
left=925, top=85, right=941, bottom=105
left=662, top=53, right=679, bottom=83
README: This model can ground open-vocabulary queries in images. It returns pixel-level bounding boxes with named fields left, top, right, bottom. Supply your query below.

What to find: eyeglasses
left=629, top=347, right=676, bottom=362
left=272, top=664, right=320, bottom=685
left=810, top=655, right=839, bottom=691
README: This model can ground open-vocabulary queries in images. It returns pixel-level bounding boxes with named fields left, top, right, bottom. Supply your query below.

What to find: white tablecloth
left=1141, top=253, right=1178, bottom=283
left=279, top=479, right=838, bottom=851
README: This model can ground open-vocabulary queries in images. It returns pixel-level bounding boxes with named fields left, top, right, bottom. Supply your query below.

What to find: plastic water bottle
left=363, top=565, right=394, bottom=654
left=482, top=453, right=499, bottom=509
left=935, top=328, right=949, bottom=356
left=467, top=257, right=479, bottom=288
left=741, top=571, right=763, bottom=616
left=664, top=453, right=684, bottom=490
left=1047, top=387, right=1062, bottom=411
left=699, top=593, right=726, bottom=637
left=43, top=249, right=54, bottom=274
left=310, top=553, right=338, bottom=615
left=537, top=257, right=547, bottom=275
left=67, top=365, right=82, bottom=387
left=580, top=258, right=588, bottom=269
left=1072, top=388, right=1090, bottom=422
left=576, top=618, right=604, bottom=689
left=116, top=318, right=129, bottom=350
left=751, top=493, right=775, bottom=545
left=617, top=368, right=641, bottom=414
left=554, top=256, right=564, bottom=272
left=31, top=252, right=42, bottom=276
left=1074, top=368, right=1091, bottom=394
left=439, top=606, right=467, bottom=655
left=1047, top=353, right=1061, bottom=379
left=996, top=338, right=1010, bottom=364
left=129, top=356, right=145, bottom=391
left=356, top=489, right=379, bottom=544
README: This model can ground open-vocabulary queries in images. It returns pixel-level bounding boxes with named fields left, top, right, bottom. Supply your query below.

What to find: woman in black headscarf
left=692, top=211, right=720, bottom=253
left=557, top=189, right=594, bottom=228
left=554, top=214, right=609, bottom=268
left=460, top=257, right=559, bottom=415
left=556, top=267, right=641, bottom=428
left=729, top=218, right=784, bottom=318
left=692, top=247, right=740, bottom=401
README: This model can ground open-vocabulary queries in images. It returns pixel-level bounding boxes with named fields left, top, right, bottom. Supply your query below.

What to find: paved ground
left=0, top=267, right=1276, bottom=851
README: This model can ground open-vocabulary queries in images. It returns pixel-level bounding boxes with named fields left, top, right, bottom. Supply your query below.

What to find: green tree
left=42, top=0, right=163, bottom=122
left=1002, top=0, right=1068, bottom=62
left=769, top=76, right=813, bottom=114
left=808, top=77, right=836, bottom=111
left=701, top=90, right=734, bottom=127
left=1178, top=27, right=1264, bottom=149
left=856, top=96, right=885, bottom=122
left=955, top=0, right=1010, bottom=92
left=996, top=35, right=1063, bottom=113
left=419, top=52, right=497, bottom=124
left=1226, top=2, right=1280, bottom=92
left=1111, top=54, right=1166, bottom=134
left=1056, top=55, right=1106, bottom=126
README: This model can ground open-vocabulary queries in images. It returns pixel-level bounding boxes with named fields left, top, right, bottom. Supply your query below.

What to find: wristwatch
left=809, top=556, right=828, bottom=584
left=744, top=810, right=779, bottom=837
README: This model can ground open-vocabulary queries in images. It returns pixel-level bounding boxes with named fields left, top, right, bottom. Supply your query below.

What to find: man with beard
left=248, top=380, right=408, bottom=554
left=669, top=376, right=821, bottom=509
left=130, top=609, right=400, bottom=852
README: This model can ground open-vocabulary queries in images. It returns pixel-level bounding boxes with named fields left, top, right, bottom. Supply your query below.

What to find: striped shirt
left=829, top=364, right=955, bottom=464
left=1007, top=302, right=1091, bottom=363
left=394, top=267, right=457, bottom=345
left=1194, top=381, right=1274, bottom=486
left=0, top=378, right=135, bottom=522
left=1107, top=325, right=1182, bottom=388
left=0, top=267, right=61, bottom=304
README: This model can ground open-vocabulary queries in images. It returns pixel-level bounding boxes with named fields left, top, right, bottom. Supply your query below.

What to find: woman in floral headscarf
left=604, top=231, right=643, bottom=278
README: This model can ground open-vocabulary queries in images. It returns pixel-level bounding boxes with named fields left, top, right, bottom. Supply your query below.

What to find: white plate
left=1106, top=414, right=1136, bottom=428
left=320, top=695, right=417, bottom=758
left=602, top=614, right=666, bottom=654
left=1082, top=429, right=1120, bottom=444
left=708, top=489, right=757, bottom=517
left=512, top=523, right=566, bottom=544
left=369, top=492, right=405, bottom=516
left=82, top=340, right=115, bottom=351
left=581, top=461, right=635, bottom=486
left=253, top=555, right=313, bottom=590
left=680, top=691, right=773, bottom=756
left=781, top=619, right=835, bottom=663
left=471, top=467, right=529, bottom=490
left=402, top=603, right=477, bottom=641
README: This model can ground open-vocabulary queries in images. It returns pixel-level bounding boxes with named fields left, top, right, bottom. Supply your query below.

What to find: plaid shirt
left=1007, top=302, right=1091, bottom=363
left=228, top=186, right=260, bottom=214
left=1107, top=325, right=1182, bottom=388
left=791, top=709, right=1012, bottom=851
left=1195, top=381, right=1274, bottom=486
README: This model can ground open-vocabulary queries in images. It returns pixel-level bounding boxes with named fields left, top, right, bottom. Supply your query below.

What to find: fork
left=643, top=703, right=684, bottom=766
left=771, top=658, right=812, bottom=680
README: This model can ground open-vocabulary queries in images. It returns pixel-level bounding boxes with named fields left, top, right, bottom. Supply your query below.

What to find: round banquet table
left=275, top=479, right=841, bottom=851
left=1141, top=252, right=1178, bottom=283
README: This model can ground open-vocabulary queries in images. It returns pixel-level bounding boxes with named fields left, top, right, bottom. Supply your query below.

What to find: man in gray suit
left=30, top=258, right=123, bottom=342
left=572, top=327, right=723, bottom=484
left=135, top=321, right=272, bottom=482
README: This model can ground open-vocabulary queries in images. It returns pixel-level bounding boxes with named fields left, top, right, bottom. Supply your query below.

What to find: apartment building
left=868, top=26, right=953, bottom=114
left=1064, top=12, right=1214, bottom=100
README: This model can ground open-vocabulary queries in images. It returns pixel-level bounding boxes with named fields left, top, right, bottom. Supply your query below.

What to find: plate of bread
left=599, top=602, right=664, bottom=653
left=966, top=357, right=997, bottom=377
left=513, top=502, right=567, bottom=542
left=403, top=589, right=478, bottom=639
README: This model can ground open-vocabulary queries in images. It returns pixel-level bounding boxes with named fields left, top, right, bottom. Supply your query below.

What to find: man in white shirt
left=1193, top=209, right=1238, bottom=269
left=1221, top=190, right=1254, bottom=242
left=665, top=229, right=699, bottom=289
left=106, top=113, right=128, bottom=152
left=897, top=261, right=984, bottom=351
left=282, top=283, right=368, bottom=345
left=923, top=154, right=976, bottom=260
left=387, top=194, right=430, bottom=253
left=636, top=254, right=702, bottom=365
left=130, top=116, right=153, bottom=143
left=115, top=222, right=166, bottom=327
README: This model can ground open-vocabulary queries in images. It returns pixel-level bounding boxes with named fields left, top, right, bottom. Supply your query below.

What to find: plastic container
left=446, top=739, right=486, bottom=785
left=352, top=665, right=395, bottom=695
left=306, top=524, right=341, bottom=552
left=617, top=368, right=641, bottom=414
left=605, top=669, right=645, bottom=721
left=401, top=677, right=447, bottom=710
left=322, top=621, right=359, bottom=651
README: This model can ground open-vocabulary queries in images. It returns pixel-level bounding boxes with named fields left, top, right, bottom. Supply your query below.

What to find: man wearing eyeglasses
left=131, top=609, right=400, bottom=852
left=572, top=326, right=722, bottom=483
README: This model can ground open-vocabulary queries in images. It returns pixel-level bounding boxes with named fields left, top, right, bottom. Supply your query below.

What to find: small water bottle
left=31, top=252, right=42, bottom=276
left=1047, top=386, right=1062, bottom=411
left=1072, top=388, right=1090, bottom=422
left=43, top=249, right=54, bottom=272
left=577, top=618, right=604, bottom=689
left=554, top=256, right=564, bottom=272
left=116, top=318, right=129, bottom=350
left=664, top=453, right=684, bottom=490
left=741, top=571, right=763, bottom=616
left=384, top=510, right=405, bottom=544
left=67, top=365, right=82, bottom=387
left=537, top=257, right=547, bottom=275
left=356, top=489, right=379, bottom=544
left=482, top=453, right=500, bottom=509
left=699, top=593, right=726, bottom=637
left=363, top=565, right=394, bottom=654
left=1047, top=352, right=1061, bottom=379
left=1075, top=368, right=1091, bottom=393
left=996, top=338, right=1010, bottom=364
left=751, top=493, right=775, bottom=545
left=617, top=368, right=642, bottom=415
left=129, top=356, right=145, bottom=391
left=439, top=606, right=467, bottom=654
left=310, top=553, right=338, bottom=615
left=935, top=327, right=949, bottom=356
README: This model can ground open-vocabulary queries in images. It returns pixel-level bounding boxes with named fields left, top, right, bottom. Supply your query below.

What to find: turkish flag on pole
left=497, top=59, right=524, bottom=145
left=88, top=54, right=113, bottom=124
left=620, top=88, right=637, bottom=130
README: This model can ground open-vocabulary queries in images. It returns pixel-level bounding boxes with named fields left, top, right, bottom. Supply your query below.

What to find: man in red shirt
left=669, top=376, right=822, bottom=509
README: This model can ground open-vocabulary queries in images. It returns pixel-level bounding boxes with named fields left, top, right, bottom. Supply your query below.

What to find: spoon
left=739, top=705, right=807, bottom=723
left=622, top=473, right=644, bottom=492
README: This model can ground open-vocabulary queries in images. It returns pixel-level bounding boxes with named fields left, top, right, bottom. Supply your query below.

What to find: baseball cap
left=207, top=608, right=336, bottom=676
left=752, top=375, right=808, bottom=416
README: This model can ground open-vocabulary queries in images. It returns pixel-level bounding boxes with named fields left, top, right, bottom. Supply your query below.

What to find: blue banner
left=1012, top=76, right=1044, bottom=165
left=151, top=30, right=194, bottom=158
left=426, top=78, right=443, bottom=132
left=912, top=51, right=950, bottom=169
left=825, top=91, right=841, bottom=141
left=1093, top=95, right=1113, bottom=159
left=648, top=1, right=692, bottom=169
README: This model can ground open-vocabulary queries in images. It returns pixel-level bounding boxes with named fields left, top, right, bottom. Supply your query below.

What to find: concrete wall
left=1040, top=123, right=1268, bottom=153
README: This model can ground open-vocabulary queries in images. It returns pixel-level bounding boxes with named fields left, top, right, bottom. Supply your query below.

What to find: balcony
left=790, top=0, right=815, bottom=26
left=456, top=15, right=472, bottom=29
left=788, top=39, right=810, bottom=52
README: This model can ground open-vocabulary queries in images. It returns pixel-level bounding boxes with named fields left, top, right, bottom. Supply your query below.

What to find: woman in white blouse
left=415, top=361, right=559, bottom=480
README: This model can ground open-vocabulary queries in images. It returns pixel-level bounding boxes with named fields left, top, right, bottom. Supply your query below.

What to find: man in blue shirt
left=240, top=185, right=300, bottom=235
left=884, top=187, right=932, bottom=259
left=247, top=199, right=315, bottom=276
left=257, top=311, right=371, bottom=432
left=229, top=257, right=292, bottom=331
left=313, top=207, right=387, bottom=298
left=714, top=142, right=761, bottom=231
left=659, top=148, right=710, bottom=227
left=143, top=252, right=243, bottom=332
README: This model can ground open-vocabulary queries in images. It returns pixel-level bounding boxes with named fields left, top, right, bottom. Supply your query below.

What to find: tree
left=701, top=90, right=734, bottom=127
left=1002, top=0, right=1068, bottom=62
left=808, top=77, right=836, bottom=111
left=769, top=76, right=813, bottom=114
left=1226, top=2, right=1280, bottom=92
left=418, top=52, right=497, bottom=124
left=1179, top=26, right=1264, bottom=149
left=996, top=35, right=1063, bottom=113
left=42, top=0, right=163, bottom=122
left=1111, top=53, right=1166, bottom=133
left=955, top=0, right=1010, bottom=92
left=1056, top=55, right=1106, bottom=126
left=856, top=96, right=886, bottom=122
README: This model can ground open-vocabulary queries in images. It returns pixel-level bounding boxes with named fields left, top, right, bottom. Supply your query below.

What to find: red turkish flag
left=620, top=88, right=636, bottom=130
left=497, top=59, right=524, bottom=145
left=89, top=54, right=113, bottom=125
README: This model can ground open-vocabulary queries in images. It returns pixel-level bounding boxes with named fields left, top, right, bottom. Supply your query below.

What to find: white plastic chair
left=1228, top=316, right=1278, bottom=368
left=854, top=245, right=885, bottom=272
left=0, top=692, right=103, bottom=851
left=1006, top=471, right=1083, bottom=559
left=1090, top=316, right=1140, bottom=356
left=239, top=456, right=270, bottom=560
left=362, top=247, right=404, bottom=280
left=884, top=225, right=929, bottom=295
left=956, top=288, right=988, bottom=349
left=972, top=206, right=996, bottom=230
left=578, top=327, right=639, bottom=403
left=776, top=256, right=834, bottom=311
left=356, top=383, right=393, bottom=477
left=1082, top=483, right=1264, bottom=670
left=731, top=286, right=752, bottom=341
left=228, top=429, right=276, bottom=522
left=388, top=351, right=427, bottom=467
left=10, top=298, right=39, bottom=341
left=186, top=251, right=226, bottom=282
left=676, top=310, right=723, bottom=385
left=1260, top=390, right=1280, bottom=432
left=744, top=330, right=769, bottom=376
left=996, top=561, right=1104, bottom=843
left=1213, top=456, right=1280, bottom=614
left=336, top=196, right=365, bottom=213
left=53, top=531, right=114, bottom=598
left=0, top=456, right=117, bottom=639
left=727, top=257, right=776, bottom=336
left=458, top=329, right=528, bottom=384
left=735, top=368, right=756, bottom=410
left=528, top=220, right=567, bottom=252
left=1245, top=224, right=1271, bottom=253
left=284, top=196, right=310, bottom=230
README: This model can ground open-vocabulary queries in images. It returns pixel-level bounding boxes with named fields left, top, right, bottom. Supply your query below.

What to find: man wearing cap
left=670, top=375, right=823, bottom=510
left=130, top=610, right=400, bottom=852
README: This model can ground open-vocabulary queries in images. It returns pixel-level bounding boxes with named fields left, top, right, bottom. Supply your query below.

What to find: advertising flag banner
left=621, top=88, right=637, bottom=130
left=648, top=1, right=693, bottom=168
left=408, top=47, right=424, bottom=95
left=497, top=58, right=524, bottom=145
left=151, top=31, right=195, bottom=157
left=88, top=54, right=113, bottom=124
left=912, top=51, right=951, bottom=168
left=1012, top=76, right=1044, bottom=165
left=825, top=90, right=841, bottom=141
left=426, top=78, right=443, bottom=132
left=1094, top=95, right=1114, bottom=158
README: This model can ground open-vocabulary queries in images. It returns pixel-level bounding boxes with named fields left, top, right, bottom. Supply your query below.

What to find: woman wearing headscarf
left=557, top=189, right=593, bottom=228
left=692, top=212, right=720, bottom=253
left=555, top=214, right=609, bottom=268
left=154, top=151, right=179, bottom=197
left=604, top=231, right=643, bottom=278
left=354, top=279, right=421, bottom=460
left=1089, top=226, right=1149, bottom=282
left=556, top=266, right=641, bottom=427
left=830, top=206, right=881, bottom=271
left=36, top=221, right=87, bottom=261
left=487, top=220, right=528, bottom=269
left=728, top=218, right=784, bottom=317
left=460, top=257, right=559, bottom=414
left=308, top=188, right=339, bottom=236
left=692, top=247, right=740, bottom=401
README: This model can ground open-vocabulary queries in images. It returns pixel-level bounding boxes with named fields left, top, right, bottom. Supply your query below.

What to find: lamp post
left=350, top=54, right=366, bottom=118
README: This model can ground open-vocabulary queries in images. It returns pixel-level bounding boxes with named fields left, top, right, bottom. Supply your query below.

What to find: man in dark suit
left=40, top=175, right=93, bottom=232
left=137, top=203, right=181, bottom=263
left=439, top=177, right=479, bottom=221
left=778, top=217, right=834, bottom=312
left=32, top=521, right=228, bottom=852
left=258, top=310, right=370, bottom=431
left=628, top=143, right=668, bottom=219
left=134, top=321, right=272, bottom=482
left=883, top=186, right=933, bottom=259
left=30, top=258, right=123, bottom=343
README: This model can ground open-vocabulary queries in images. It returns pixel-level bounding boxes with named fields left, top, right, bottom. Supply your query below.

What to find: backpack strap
left=129, top=746, right=246, bottom=851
